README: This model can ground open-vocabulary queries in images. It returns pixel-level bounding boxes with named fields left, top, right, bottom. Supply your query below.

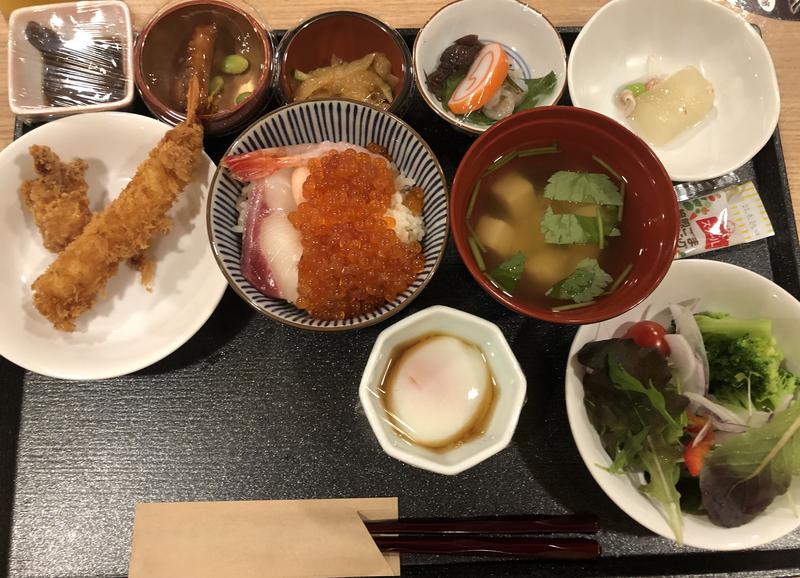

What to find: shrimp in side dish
left=31, top=79, right=205, bottom=331
left=20, top=145, right=91, bottom=252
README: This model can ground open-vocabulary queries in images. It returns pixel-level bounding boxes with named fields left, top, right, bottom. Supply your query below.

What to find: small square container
left=8, top=0, right=134, bottom=121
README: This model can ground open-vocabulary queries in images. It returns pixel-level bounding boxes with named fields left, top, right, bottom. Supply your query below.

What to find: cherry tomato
left=624, top=320, right=671, bottom=356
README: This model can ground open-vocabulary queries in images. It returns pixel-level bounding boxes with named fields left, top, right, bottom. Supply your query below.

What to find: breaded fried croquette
left=20, top=145, right=92, bottom=252
left=31, top=80, right=204, bottom=331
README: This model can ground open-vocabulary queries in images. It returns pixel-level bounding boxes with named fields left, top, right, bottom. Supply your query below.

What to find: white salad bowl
left=359, top=305, right=527, bottom=475
left=565, top=260, right=800, bottom=550
left=413, top=0, right=566, bottom=135
left=207, top=100, right=448, bottom=331
left=567, top=0, right=780, bottom=182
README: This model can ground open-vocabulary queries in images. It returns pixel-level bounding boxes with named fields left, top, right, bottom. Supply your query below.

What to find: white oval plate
left=565, top=260, right=800, bottom=550
left=568, top=0, right=780, bottom=182
left=0, top=112, right=226, bottom=380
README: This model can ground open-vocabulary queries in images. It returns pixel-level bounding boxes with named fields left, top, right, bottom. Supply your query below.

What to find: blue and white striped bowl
left=207, top=100, right=449, bottom=331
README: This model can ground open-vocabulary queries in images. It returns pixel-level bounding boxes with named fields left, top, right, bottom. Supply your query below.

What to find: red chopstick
left=364, top=514, right=599, bottom=535
left=372, top=535, right=601, bottom=560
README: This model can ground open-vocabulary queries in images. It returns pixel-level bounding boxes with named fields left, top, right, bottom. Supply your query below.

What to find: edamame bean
left=223, top=54, right=249, bottom=75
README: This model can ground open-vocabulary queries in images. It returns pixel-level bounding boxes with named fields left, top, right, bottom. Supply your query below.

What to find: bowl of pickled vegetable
left=275, top=11, right=413, bottom=115
left=134, top=0, right=274, bottom=136
left=450, top=105, right=679, bottom=324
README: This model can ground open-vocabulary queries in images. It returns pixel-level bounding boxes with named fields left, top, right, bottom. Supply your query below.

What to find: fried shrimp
left=31, top=79, right=204, bottom=331
left=20, top=145, right=91, bottom=252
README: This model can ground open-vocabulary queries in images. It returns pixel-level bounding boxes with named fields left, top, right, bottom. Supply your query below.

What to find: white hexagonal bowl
left=359, top=305, right=527, bottom=475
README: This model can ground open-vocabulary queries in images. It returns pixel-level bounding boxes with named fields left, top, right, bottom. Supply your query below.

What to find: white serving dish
left=8, top=0, right=134, bottom=121
left=413, top=0, right=566, bottom=134
left=359, top=305, right=527, bottom=475
left=567, top=0, right=780, bottom=182
left=565, top=259, right=800, bottom=550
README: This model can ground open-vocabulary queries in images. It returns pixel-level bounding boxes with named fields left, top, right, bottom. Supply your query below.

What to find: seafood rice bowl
left=207, top=100, right=449, bottom=330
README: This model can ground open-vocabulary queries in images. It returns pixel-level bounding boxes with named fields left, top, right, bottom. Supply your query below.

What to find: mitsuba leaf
left=544, top=171, right=623, bottom=206
left=700, top=398, right=800, bottom=527
left=546, top=258, right=612, bottom=303
left=541, top=207, right=622, bottom=245
left=515, top=71, right=557, bottom=112
left=489, top=251, right=526, bottom=293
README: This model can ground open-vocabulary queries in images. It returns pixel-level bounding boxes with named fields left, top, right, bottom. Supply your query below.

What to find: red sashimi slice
left=241, top=181, right=302, bottom=302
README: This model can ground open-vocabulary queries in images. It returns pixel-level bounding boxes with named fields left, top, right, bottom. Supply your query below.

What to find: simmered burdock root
left=288, top=149, right=423, bottom=320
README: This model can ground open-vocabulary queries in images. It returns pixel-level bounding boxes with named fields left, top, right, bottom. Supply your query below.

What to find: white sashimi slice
left=291, top=166, right=310, bottom=206
left=257, top=214, right=302, bottom=303
left=263, top=168, right=296, bottom=212
left=386, top=336, right=492, bottom=448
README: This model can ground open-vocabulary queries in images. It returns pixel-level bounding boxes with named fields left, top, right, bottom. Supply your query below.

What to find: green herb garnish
left=515, top=71, right=558, bottom=112
left=468, top=236, right=486, bottom=271
left=488, top=251, right=526, bottom=294
left=544, top=171, right=624, bottom=206
left=540, top=207, right=620, bottom=245
left=546, top=258, right=612, bottom=303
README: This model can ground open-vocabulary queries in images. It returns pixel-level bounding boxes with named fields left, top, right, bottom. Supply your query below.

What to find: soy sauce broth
left=141, top=4, right=266, bottom=114
left=468, top=142, right=627, bottom=308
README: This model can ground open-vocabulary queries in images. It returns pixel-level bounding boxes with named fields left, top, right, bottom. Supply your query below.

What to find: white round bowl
left=413, top=0, right=566, bottom=134
left=568, top=0, right=780, bottom=182
left=359, top=305, right=527, bottom=475
left=565, top=260, right=800, bottom=549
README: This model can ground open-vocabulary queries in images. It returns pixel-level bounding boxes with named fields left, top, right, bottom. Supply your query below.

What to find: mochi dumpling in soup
left=381, top=334, right=495, bottom=448
left=629, top=66, right=715, bottom=146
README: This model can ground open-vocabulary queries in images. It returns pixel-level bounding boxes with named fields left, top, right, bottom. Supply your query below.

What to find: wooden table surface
left=1, top=0, right=798, bottom=229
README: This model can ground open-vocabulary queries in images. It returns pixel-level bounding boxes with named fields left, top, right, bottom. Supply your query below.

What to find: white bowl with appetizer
left=567, top=0, right=780, bottom=182
left=207, top=99, right=449, bottom=331
left=413, top=0, right=566, bottom=134
left=359, top=306, right=527, bottom=475
left=0, top=112, right=226, bottom=380
left=565, top=259, right=800, bottom=549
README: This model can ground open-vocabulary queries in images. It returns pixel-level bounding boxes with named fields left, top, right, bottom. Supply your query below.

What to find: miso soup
left=465, top=142, right=630, bottom=311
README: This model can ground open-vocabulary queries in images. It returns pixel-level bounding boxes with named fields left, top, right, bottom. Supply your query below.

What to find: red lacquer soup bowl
left=451, top=105, right=679, bottom=324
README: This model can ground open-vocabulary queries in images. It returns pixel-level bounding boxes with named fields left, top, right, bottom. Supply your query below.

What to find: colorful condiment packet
left=676, top=181, right=774, bottom=258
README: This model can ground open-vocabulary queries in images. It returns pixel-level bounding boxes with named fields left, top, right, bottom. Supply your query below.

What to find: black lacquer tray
left=3, top=28, right=800, bottom=578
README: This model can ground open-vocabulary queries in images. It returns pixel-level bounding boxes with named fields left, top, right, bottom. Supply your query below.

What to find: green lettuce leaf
left=700, top=398, right=800, bottom=527
left=546, top=258, right=612, bottom=303
left=577, top=338, right=688, bottom=543
left=489, top=251, right=526, bottom=293
left=544, top=171, right=624, bottom=206
left=515, top=71, right=557, bottom=112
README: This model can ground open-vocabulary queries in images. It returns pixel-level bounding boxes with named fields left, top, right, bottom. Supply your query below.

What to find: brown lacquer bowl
left=134, top=0, right=273, bottom=136
left=276, top=11, right=413, bottom=116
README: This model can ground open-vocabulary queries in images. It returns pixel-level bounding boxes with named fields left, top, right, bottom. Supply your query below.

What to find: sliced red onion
left=691, top=419, right=712, bottom=447
left=684, top=392, right=746, bottom=426
left=669, top=304, right=710, bottom=393
left=664, top=334, right=704, bottom=396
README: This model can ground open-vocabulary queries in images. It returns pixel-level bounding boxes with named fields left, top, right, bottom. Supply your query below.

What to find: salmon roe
left=288, top=149, right=424, bottom=320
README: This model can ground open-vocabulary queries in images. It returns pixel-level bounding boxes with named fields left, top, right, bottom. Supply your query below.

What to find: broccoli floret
left=695, top=313, right=798, bottom=412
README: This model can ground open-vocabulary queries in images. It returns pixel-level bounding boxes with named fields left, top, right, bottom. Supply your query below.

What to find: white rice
left=231, top=166, right=425, bottom=244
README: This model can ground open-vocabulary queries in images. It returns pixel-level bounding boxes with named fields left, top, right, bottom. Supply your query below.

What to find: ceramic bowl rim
left=411, top=0, right=567, bottom=135
left=358, top=304, right=527, bottom=475
left=450, top=105, right=679, bottom=324
left=274, top=9, right=414, bottom=116
left=206, top=99, right=450, bottom=332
